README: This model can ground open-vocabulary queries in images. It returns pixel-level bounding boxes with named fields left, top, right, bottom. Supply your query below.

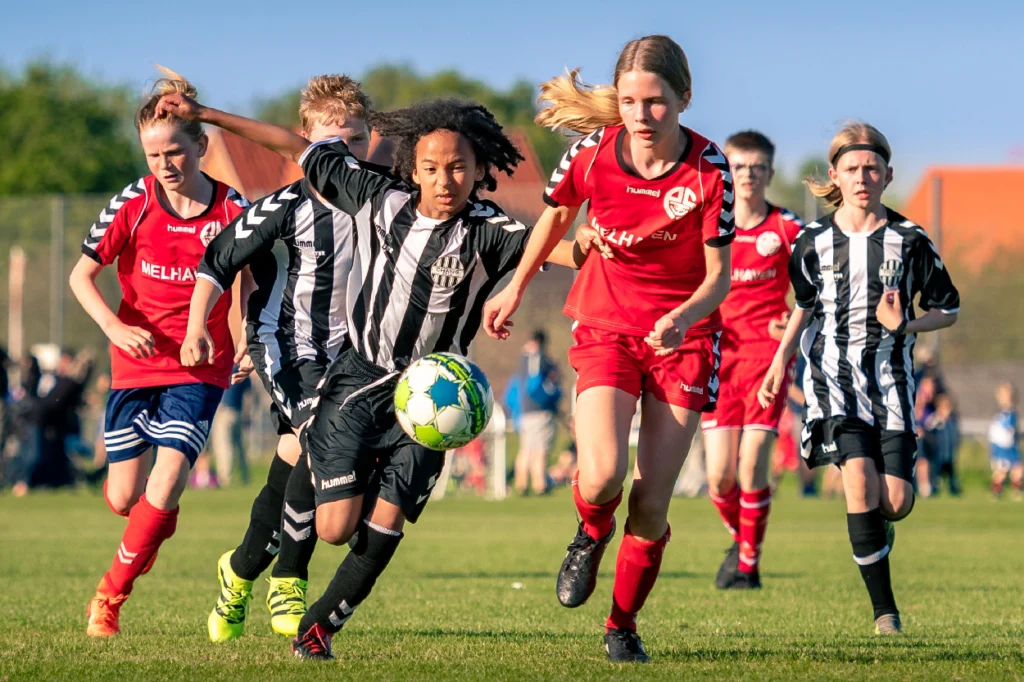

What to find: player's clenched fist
left=181, top=326, right=215, bottom=366
left=757, top=359, right=786, bottom=408
left=105, top=321, right=156, bottom=359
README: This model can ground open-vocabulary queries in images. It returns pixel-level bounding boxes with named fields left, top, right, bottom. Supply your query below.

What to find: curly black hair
left=369, top=98, right=524, bottom=195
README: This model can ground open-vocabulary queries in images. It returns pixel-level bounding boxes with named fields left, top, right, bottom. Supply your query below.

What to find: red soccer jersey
left=718, top=203, right=803, bottom=355
left=545, top=124, right=734, bottom=337
left=82, top=175, right=248, bottom=390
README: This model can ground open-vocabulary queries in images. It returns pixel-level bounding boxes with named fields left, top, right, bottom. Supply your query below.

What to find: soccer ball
left=394, top=353, right=494, bottom=451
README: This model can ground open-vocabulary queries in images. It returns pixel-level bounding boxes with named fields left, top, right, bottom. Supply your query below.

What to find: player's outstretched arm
left=483, top=204, right=580, bottom=339
left=69, top=255, right=155, bottom=359
left=156, top=93, right=309, bottom=163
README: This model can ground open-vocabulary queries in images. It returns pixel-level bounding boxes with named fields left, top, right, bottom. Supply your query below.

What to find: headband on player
left=831, top=143, right=891, bottom=167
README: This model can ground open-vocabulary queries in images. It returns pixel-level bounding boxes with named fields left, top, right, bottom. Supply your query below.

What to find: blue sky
left=4, top=0, right=1022, bottom=193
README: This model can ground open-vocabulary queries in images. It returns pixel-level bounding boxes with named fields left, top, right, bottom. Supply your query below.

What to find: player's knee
left=577, top=475, right=623, bottom=505
left=706, top=471, right=736, bottom=497
left=104, top=483, right=138, bottom=517
left=882, top=484, right=914, bottom=521
left=316, top=514, right=359, bottom=547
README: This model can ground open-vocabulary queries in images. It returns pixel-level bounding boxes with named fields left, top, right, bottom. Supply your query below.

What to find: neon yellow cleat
left=874, top=613, right=902, bottom=635
left=267, top=576, right=308, bottom=637
left=207, top=551, right=253, bottom=643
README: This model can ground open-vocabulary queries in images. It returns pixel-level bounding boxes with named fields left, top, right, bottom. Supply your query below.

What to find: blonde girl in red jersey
left=484, top=35, right=733, bottom=663
left=69, top=68, right=248, bottom=637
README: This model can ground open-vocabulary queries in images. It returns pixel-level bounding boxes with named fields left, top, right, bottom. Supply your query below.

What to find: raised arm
left=156, top=93, right=309, bottom=163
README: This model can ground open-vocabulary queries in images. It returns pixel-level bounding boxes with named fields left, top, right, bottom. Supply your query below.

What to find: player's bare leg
left=293, top=498, right=405, bottom=661
left=705, top=429, right=741, bottom=586
left=840, top=458, right=901, bottom=634
left=556, top=387, right=634, bottom=609
left=89, top=447, right=188, bottom=637
left=603, top=395, right=698, bottom=662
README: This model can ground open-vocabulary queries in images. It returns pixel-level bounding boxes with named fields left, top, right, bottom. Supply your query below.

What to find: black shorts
left=303, top=348, right=445, bottom=523
left=804, top=417, right=917, bottom=482
left=249, top=341, right=348, bottom=435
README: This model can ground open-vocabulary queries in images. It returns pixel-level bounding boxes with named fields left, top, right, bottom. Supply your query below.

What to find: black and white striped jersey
left=298, top=137, right=532, bottom=372
left=790, top=208, right=960, bottom=433
left=198, top=180, right=353, bottom=377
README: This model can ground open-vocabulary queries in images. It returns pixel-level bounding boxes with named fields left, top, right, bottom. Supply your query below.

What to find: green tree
left=255, top=64, right=567, bottom=172
left=766, top=156, right=829, bottom=220
left=0, top=62, right=140, bottom=195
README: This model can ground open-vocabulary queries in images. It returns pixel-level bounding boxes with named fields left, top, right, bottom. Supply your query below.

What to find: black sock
left=299, top=525, right=403, bottom=634
left=847, top=509, right=898, bottom=619
left=271, top=455, right=318, bottom=581
left=230, top=454, right=293, bottom=580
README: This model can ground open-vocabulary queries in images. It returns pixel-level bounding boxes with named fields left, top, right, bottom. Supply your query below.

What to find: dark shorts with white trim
left=103, top=382, right=224, bottom=466
left=249, top=343, right=343, bottom=436
left=303, top=348, right=445, bottom=523
left=803, top=417, right=917, bottom=482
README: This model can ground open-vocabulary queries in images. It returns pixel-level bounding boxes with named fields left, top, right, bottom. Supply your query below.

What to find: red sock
left=992, top=480, right=1004, bottom=496
left=738, top=488, right=771, bottom=574
left=572, top=471, right=621, bottom=541
left=1013, top=478, right=1022, bottom=493
left=103, top=480, right=130, bottom=517
left=710, top=486, right=740, bottom=542
left=605, top=524, right=670, bottom=632
left=100, top=495, right=178, bottom=596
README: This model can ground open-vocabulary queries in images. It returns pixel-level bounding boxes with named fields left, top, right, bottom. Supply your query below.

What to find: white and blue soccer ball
left=394, top=353, right=494, bottom=451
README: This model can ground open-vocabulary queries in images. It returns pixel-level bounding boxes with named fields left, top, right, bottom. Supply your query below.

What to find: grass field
left=1, top=477, right=1022, bottom=681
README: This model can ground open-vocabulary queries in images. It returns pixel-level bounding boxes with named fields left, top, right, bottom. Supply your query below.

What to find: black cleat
left=718, top=568, right=762, bottom=590
left=604, top=628, right=651, bottom=663
left=714, top=541, right=740, bottom=589
left=556, top=519, right=615, bottom=608
left=291, top=623, right=335, bottom=661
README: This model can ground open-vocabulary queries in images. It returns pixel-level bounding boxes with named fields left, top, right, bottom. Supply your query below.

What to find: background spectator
left=510, top=330, right=562, bottom=496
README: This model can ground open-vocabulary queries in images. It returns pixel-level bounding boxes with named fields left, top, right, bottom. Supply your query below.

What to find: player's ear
left=195, top=132, right=209, bottom=159
left=885, top=165, right=894, bottom=189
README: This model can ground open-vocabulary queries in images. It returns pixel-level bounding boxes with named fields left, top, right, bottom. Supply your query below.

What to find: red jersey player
left=68, top=68, right=247, bottom=637
left=484, top=35, right=733, bottom=663
left=700, top=131, right=803, bottom=590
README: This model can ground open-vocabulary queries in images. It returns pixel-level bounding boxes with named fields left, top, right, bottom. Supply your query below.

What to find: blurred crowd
left=3, top=333, right=1018, bottom=502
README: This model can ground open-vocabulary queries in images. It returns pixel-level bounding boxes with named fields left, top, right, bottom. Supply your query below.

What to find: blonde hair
left=535, top=35, right=692, bottom=135
left=134, top=65, right=203, bottom=141
left=299, top=74, right=372, bottom=133
left=805, top=121, right=892, bottom=208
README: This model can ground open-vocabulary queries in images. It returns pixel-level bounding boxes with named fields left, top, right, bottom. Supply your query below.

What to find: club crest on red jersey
left=663, top=186, right=697, bottom=219
left=200, top=221, right=224, bottom=247
left=755, top=231, right=782, bottom=257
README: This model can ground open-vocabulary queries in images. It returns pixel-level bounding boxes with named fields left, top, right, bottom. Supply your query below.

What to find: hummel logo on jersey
left=235, top=189, right=296, bottom=239
left=680, top=382, right=704, bottom=395
left=321, top=472, right=357, bottom=490
left=296, top=239, right=326, bottom=259
left=168, top=225, right=196, bottom=234
left=822, top=442, right=838, bottom=454
left=664, top=186, right=697, bottom=219
left=626, top=186, right=660, bottom=198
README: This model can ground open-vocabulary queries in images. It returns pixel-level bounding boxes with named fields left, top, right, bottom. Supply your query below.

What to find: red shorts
left=569, top=325, right=721, bottom=412
left=701, top=355, right=792, bottom=432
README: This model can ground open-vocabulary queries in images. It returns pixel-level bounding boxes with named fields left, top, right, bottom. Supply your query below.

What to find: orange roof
left=901, top=166, right=1024, bottom=270
left=484, top=129, right=549, bottom=224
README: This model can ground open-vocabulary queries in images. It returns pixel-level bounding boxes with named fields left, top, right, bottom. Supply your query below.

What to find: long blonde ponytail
left=534, top=68, right=621, bottom=134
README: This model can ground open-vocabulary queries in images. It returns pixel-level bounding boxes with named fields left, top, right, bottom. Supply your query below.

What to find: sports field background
left=2, top=467, right=1021, bottom=681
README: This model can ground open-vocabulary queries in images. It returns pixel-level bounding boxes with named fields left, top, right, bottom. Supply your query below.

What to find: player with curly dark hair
left=157, top=92, right=587, bottom=660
